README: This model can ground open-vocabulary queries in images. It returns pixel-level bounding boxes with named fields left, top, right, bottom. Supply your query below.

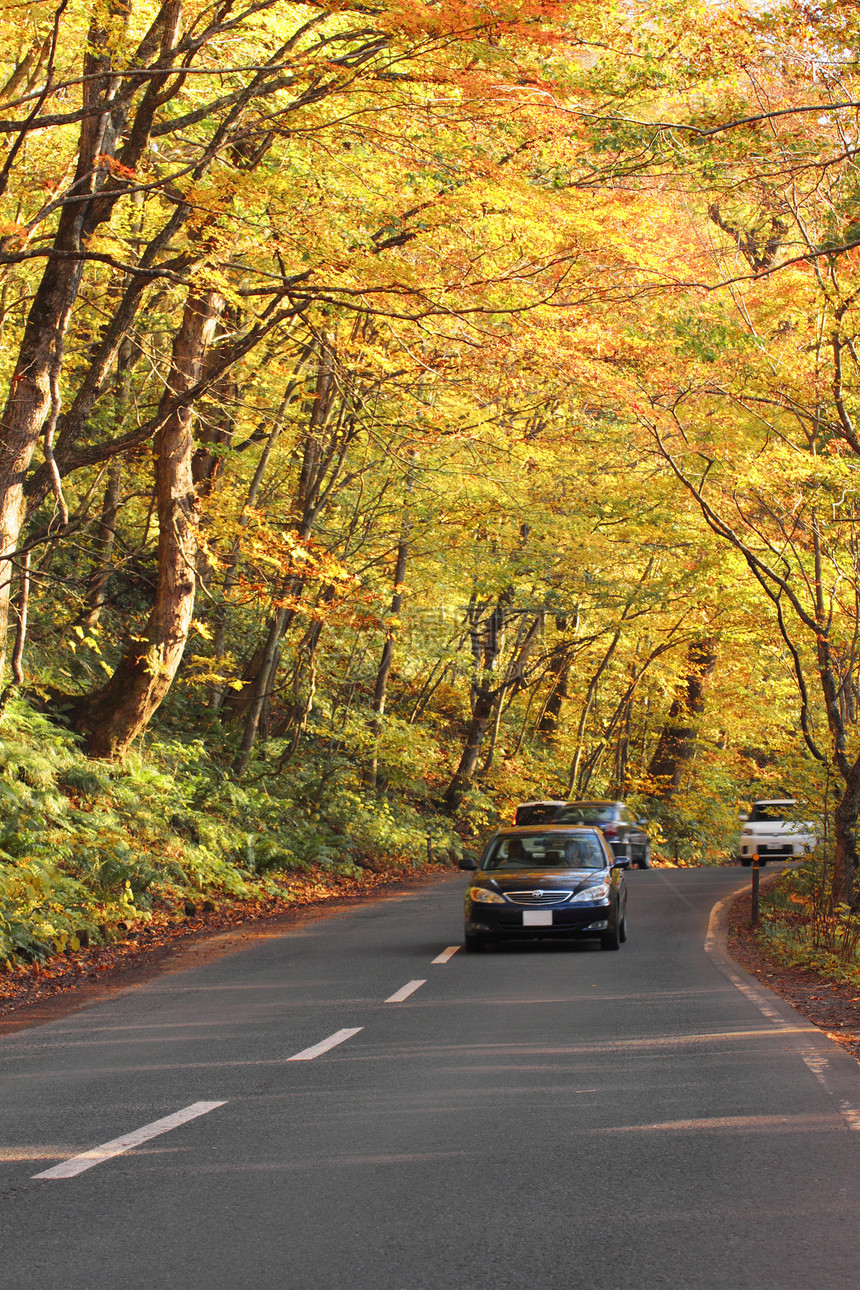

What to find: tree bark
left=81, top=461, right=122, bottom=628
left=834, top=766, right=860, bottom=909
left=232, top=603, right=292, bottom=775
left=228, top=336, right=362, bottom=765
left=0, top=548, right=31, bottom=707
left=369, top=459, right=414, bottom=787
left=566, top=628, right=623, bottom=797
left=647, top=637, right=718, bottom=794
left=537, top=619, right=576, bottom=736
left=0, top=2, right=137, bottom=680
left=442, top=689, right=496, bottom=811
left=442, top=606, right=540, bottom=811
left=210, top=378, right=304, bottom=711
left=69, top=289, right=225, bottom=757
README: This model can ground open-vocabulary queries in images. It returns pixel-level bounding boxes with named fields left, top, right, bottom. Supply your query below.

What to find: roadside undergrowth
left=0, top=698, right=463, bottom=977
left=746, top=859, right=860, bottom=987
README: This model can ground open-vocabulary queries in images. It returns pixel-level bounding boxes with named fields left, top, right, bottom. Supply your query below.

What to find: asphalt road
left=3, top=866, right=860, bottom=1290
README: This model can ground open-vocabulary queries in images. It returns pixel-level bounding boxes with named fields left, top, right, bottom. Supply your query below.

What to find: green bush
left=0, top=697, right=462, bottom=969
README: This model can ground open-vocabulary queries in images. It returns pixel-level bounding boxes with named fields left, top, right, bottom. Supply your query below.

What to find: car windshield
left=555, top=803, right=616, bottom=825
left=483, top=833, right=606, bottom=871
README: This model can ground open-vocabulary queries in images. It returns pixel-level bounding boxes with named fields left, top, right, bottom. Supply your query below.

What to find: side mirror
left=613, top=857, right=631, bottom=870
left=458, top=855, right=478, bottom=871
left=637, top=818, right=649, bottom=826
left=739, top=814, right=749, bottom=822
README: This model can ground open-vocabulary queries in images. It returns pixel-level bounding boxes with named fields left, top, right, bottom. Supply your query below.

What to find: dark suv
left=513, top=799, right=651, bottom=868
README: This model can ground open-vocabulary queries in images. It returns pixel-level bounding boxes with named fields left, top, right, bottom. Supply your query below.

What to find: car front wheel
left=600, top=919, right=621, bottom=951
left=464, top=930, right=486, bottom=953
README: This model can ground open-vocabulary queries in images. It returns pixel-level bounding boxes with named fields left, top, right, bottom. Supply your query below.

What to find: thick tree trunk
left=0, top=8, right=130, bottom=679
left=647, top=638, right=718, bottom=793
left=0, top=258, right=86, bottom=681
left=538, top=658, right=571, bottom=735
left=442, top=688, right=496, bottom=812
left=70, top=290, right=225, bottom=757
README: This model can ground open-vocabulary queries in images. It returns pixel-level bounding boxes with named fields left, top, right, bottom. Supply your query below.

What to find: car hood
left=476, top=869, right=605, bottom=888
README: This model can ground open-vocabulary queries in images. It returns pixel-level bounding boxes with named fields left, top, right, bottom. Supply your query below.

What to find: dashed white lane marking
left=384, top=980, right=426, bottom=1003
left=287, top=1027, right=363, bottom=1061
left=32, top=1101, right=226, bottom=1179
left=839, top=1101, right=860, bottom=1131
left=432, top=946, right=460, bottom=964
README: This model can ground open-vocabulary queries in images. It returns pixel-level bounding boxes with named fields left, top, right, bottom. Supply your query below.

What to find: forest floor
left=4, top=862, right=860, bottom=1066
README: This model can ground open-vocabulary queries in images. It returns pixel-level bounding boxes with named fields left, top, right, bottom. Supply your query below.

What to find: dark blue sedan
left=460, top=825, right=628, bottom=953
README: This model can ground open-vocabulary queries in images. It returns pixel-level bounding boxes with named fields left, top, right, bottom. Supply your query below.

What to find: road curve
left=2, top=866, right=860, bottom=1289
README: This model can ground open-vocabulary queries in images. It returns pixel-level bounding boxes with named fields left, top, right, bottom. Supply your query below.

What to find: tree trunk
left=442, top=608, right=541, bottom=810
left=566, top=628, right=623, bottom=797
left=442, top=688, right=496, bottom=812
left=537, top=616, right=576, bottom=736
left=0, top=258, right=85, bottom=682
left=81, top=461, right=122, bottom=628
left=370, top=461, right=414, bottom=787
left=232, top=602, right=293, bottom=775
left=647, top=637, right=718, bottom=793
left=833, top=768, right=860, bottom=908
left=481, top=613, right=541, bottom=774
left=0, top=6, right=130, bottom=680
left=209, top=397, right=291, bottom=710
left=0, top=548, right=31, bottom=707
left=70, top=290, right=225, bottom=757
left=227, top=336, right=358, bottom=763
left=538, top=656, right=571, bottom=735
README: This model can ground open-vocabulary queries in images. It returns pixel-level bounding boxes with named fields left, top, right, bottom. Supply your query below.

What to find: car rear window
left=513, top=803, right=564, bottom=826
left=483, top=833, right=606, bottom=870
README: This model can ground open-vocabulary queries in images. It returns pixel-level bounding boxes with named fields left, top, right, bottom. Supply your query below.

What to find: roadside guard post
left=751, top=854, right=760, bottom=926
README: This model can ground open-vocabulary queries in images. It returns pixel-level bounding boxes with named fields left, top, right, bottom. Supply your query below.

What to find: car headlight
left=742, top=827, right=753, bottom=835
left=569, top=883, right=611, bottom=904
left=468, top=886, right=506, bottom=905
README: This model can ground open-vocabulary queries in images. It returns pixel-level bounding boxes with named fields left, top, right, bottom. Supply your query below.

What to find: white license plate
left=523, top=910, right=553, bottom=927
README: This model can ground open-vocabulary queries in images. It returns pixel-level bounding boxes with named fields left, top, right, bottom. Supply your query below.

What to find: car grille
left=504, top=890, right=573, bottom=906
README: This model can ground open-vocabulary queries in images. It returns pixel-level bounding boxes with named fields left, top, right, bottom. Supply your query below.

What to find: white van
left=739, top=799, right=816, bottom=865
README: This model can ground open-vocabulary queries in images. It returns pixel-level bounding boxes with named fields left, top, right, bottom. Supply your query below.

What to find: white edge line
left=287, top=1026, right=363, bottom=1061
left=384, top=979, right=427, bottom=1003
left=33, top=1100, right=226, bottom=1180
left=706, top=885, right=860, bottom=1133
left=432, top=946, right=460, bottom=964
